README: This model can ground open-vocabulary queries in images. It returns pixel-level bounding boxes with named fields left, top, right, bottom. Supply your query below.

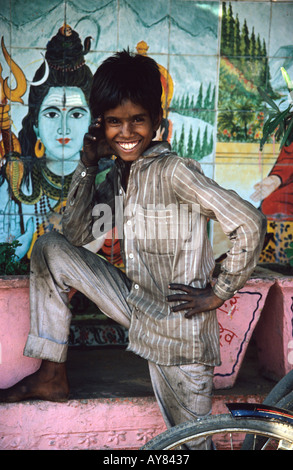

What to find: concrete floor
left=67, top=348, right=153, bottom=399
left=66, top=339, right=276, bottom=401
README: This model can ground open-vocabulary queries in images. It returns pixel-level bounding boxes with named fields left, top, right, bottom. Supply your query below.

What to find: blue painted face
left=34, top=87, right=91, bottom=174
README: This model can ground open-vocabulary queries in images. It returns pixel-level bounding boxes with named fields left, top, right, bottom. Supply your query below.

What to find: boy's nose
left=121, top=121, right=133, bottom=137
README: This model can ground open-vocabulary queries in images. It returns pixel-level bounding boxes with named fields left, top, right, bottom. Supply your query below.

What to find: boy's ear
left=153, top=108, right=163, bottom=131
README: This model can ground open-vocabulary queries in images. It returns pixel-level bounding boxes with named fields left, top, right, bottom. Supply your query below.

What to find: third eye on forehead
left=39, top=87, right=88, bottom=109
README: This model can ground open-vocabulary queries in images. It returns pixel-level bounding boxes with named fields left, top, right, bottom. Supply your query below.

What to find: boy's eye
left=107, top=118, right=120, bottom=125
left=133, top=116, right=144, bottom=123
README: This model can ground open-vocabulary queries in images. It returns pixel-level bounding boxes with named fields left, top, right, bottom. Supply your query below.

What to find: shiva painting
left=0, top=25, right=93, bottom=259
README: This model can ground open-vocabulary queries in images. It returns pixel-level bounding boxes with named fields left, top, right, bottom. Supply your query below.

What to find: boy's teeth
left=119, top=142, right=137, bottom=150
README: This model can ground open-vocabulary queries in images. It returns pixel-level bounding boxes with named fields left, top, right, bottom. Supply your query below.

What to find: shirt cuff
left=212, top=278, right=239, bottom=301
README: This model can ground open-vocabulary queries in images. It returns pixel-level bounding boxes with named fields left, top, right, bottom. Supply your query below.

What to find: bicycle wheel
left=140, top=414, right=293, bottom=450
left=263, top=369, right=293, bottom=408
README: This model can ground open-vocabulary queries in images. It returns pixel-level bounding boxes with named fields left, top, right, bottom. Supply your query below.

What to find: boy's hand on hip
left=167, top=283, right=224, bottom=318
left=82, top=117, right=113, bottom=166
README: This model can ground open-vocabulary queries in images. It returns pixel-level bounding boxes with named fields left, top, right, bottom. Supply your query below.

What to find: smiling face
left=103, top=100, right=162, bottom=162
left=35, top=86, right=91, bottom=165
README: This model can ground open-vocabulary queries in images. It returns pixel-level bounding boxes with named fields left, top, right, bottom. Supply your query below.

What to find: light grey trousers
left=25, top=231, right=214, bottom=449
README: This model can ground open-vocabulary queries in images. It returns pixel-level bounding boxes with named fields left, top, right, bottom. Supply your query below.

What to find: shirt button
left=127, top=220, right=131, bottom=225
left=81, top=171, right=86, bottom=177
left=134, top=284, right=139, bottom=290
left=129, top=253, right=134, bottom=259
left=119, top=189, right=123, bottom=195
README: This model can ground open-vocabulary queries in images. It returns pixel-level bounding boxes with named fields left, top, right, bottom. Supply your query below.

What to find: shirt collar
left=141, top=140, right=171, bottom=158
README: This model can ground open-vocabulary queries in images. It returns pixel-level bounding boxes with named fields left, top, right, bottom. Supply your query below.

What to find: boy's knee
left=31, top=232, right=67, bottom=259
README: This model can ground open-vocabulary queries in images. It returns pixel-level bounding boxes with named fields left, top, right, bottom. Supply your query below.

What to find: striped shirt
left=63, top=142, right=266, bottom=366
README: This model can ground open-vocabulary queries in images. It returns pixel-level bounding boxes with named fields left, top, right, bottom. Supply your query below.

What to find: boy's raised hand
left=167, top=283, right=224, bottom=318
left=82, top=117, right=113, bottom=166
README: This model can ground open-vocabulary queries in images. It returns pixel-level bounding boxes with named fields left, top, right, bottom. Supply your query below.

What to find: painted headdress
left=45, top=24, right=92, bottom=73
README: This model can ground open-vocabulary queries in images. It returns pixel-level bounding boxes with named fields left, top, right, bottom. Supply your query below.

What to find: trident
left=0, top=37, right=27, bottom=158
left=0, top=37, right=49, bottom=159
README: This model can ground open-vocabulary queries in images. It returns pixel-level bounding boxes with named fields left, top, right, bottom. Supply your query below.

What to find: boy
left=0, top=51, right=266, bottom=449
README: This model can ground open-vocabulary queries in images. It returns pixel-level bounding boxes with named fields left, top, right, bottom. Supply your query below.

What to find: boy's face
left=103, top=100, right=162, bottom=162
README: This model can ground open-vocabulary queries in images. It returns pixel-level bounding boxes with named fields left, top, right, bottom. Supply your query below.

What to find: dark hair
left=89, top=50, right=162, bottom=123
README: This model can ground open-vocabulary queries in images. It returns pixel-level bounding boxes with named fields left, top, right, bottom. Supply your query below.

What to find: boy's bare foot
left=0, top=360, right=69, bottom=403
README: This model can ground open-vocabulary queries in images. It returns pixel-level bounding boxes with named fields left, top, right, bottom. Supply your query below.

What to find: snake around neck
left=6, top=154, right=74, bottom=207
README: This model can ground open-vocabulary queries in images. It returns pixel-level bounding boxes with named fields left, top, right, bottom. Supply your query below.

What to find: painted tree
left=226, top=2, right=235, bottom=55
left=187, top=126, right=193, bottom=157
left=240, top=19, right=250, bottom=60
left=204, top=83, right=212, bottom=109
left=221, top=2, right=228, bottom=54
left=172, top=130, right=178, bottom=153
left=234, top=14, right=241, bottom=56
left=178, top=125, right=185, bottom=157
left=195, top=84, right=203, bottom=109
left=193, top=128, right=201, bottom=158
left=202, top=126, right=209, bottom=156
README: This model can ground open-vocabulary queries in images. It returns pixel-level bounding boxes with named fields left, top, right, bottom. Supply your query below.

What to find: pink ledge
left=213, top=270, right=276, bottom=388
left=0, top=394, right=265, bottom=450
left=253, top=276, right=293, bottom=381
left=0, top=276, right=41, bottom=388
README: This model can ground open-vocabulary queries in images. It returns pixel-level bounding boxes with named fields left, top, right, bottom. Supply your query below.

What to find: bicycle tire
left=276, top=390, right=293, bottom=411
left=263, top=369, right=293, bottom=407
left=140, top=413, right=293, bottom=450
left=241, top=381, right=293, bottom=450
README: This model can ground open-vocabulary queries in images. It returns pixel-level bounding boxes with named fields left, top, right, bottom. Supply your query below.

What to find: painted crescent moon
left=28, top=54, right=49, bottom=87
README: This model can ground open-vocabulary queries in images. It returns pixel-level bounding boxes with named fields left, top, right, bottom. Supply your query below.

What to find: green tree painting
left=217, top=2, right=276, bottom=143
left=172, top=124, right=213, bottom=160
left=170, top=83, right=215, bottom=159
left=171, top=83, right=216, bottom=126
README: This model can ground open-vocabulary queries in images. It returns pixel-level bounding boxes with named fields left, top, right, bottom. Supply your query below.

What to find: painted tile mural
left=0, top=0, right=292, bottom=267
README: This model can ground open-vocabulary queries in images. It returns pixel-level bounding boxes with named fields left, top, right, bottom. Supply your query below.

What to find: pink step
left=0, top=393, right=266, bottom=450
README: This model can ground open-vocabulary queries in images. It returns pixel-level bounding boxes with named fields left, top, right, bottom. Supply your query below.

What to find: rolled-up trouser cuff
left=24, top=334, right=68, bottom=363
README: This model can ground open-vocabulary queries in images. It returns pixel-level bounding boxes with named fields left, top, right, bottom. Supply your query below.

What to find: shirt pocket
left=136, top=206, right=176, bottom=255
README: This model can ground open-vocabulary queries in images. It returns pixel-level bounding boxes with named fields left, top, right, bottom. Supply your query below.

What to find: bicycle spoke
left=229, top=433, right=234, bottom=450
left=252, top=434, right=256, bottom=450
left=260, top=439, right=271, bottom=450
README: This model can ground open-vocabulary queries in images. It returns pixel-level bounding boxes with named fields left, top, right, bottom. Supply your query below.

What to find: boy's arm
left=62, top=160, right=99, bottom=246
left=168, top=160, right=267, bottom=316
left=62, top=119, right=114, bottom=246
